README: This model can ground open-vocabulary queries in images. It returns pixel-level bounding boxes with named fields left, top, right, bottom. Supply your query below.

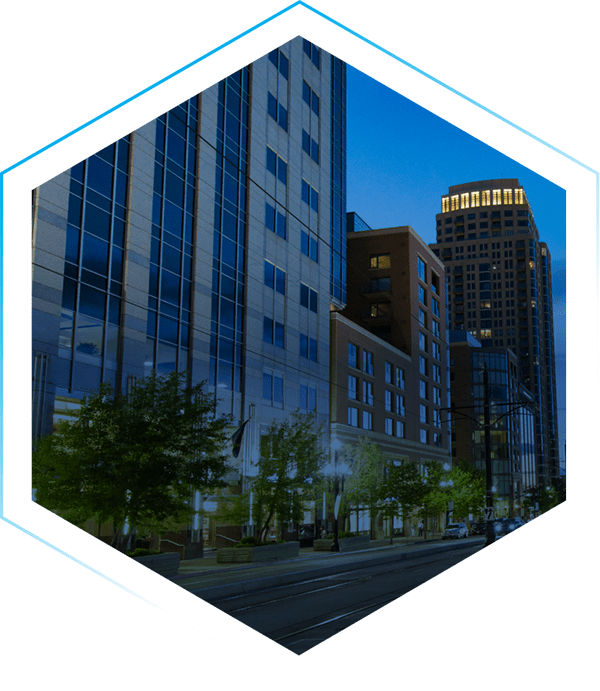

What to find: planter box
left=313, top=536, right=371, bottom=553
left=132, top=552, right=180, bottom=578
left=217, top=541, right=300, bottom=564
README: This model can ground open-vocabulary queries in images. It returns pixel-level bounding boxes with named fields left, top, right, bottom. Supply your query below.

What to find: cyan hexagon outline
left=1, top=0, right=593, bottom=594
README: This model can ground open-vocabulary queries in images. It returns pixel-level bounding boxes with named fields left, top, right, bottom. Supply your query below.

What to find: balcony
left=360, top=281, right=392, bottom=300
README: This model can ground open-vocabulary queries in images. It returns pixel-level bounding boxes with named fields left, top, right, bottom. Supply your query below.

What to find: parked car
left=494, top=517, right=525, bottom=538
left=470, top=521, right=487, bottom=536
left=442, top=522, right=469, bottom=539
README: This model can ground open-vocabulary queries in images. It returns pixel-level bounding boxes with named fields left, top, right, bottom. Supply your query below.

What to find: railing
left=158, top=538, right=185, bottom=560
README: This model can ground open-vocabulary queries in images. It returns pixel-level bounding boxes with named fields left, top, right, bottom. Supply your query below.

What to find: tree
left=446, top=460, right=486, bottom=520
left=380, top=461, right=424, bottom=540
left=415, top=460, right=447, bottom=538
left=343, top=437, right=386, bottom=537
left=249, top=412, right=326, bottom=543
left=32, top=371, right=233, bottom=546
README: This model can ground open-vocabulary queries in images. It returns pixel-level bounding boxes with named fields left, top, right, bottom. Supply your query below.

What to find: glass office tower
left=32, top=39, right=347, bottom=549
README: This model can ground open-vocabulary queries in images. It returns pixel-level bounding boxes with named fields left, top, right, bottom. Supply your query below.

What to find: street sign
left=484, top=507, right=494, bottom=521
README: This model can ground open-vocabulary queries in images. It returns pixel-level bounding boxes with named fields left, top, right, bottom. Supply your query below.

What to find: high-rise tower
left=429, top=179, right=559, bottom=486
left=31, top=39, right=347, bottom=550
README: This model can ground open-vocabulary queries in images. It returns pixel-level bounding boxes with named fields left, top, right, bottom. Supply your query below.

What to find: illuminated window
left=471, top=191, right=480, bottom=207
left=515, top=188, right=524, bottom=204
left=442, top=197, right=450, bottom=213
left=451, top=195, right=459, bottom=211
left=481, top=329, right=492, bottom=338
left=460, top=193, right=469, bottom=209
left=492, top=189, right=502, bottom=205
left=482, top=190, right=491, bottom=206
left=370, top=253, right=391, bottom=269
left=504, top=189, right=513, bottom=204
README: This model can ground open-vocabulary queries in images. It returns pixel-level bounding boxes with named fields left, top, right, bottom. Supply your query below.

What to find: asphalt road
left=209, top=540, right=482, bottom=654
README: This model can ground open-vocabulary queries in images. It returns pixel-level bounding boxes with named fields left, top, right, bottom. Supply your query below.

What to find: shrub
left=126, top=548, right=162, bottom=558
left=339, top=531, right=357, bottom=539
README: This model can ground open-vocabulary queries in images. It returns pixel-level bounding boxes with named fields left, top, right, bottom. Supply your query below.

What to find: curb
left=189, top=538, right=485, bottom=601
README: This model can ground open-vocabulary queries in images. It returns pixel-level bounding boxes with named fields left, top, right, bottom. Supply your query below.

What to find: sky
left=345, top=65, right=567, bottom=468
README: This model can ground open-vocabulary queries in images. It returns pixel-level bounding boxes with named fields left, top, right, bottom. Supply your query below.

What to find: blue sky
left=345, top=65, right=566, bottom=467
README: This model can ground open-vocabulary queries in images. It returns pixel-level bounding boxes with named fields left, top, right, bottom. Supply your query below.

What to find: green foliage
left=338, top=531, right=357, bottom=539
left=238, top=536, right=258, bottom=546
left=445, top=459, right=486, bottom=519
left=250, top=411, right=326, bottom=543
left=126, top=548, right=162, bottom=558
left=32, top=371, right=233, bottom=540
left=380, top=460, right=424, bottom=524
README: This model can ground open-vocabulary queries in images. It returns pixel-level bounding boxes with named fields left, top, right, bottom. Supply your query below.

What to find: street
left=206, top=539, right=482, bottom=654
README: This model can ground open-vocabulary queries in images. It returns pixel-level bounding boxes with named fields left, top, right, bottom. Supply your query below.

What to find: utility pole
left=484, top=365, right=495, bottom=547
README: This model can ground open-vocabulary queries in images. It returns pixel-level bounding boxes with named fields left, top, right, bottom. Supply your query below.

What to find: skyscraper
left=31, top=39, right=346, bottom=550
left=429, top=179, right=559, bottom=486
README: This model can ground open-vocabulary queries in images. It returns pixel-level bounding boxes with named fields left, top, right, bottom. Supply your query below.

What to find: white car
left=442, top=522, right=469, bottom=539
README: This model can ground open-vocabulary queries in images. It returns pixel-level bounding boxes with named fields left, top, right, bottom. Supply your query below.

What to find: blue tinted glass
left=115, top=171, right=127, bottom=207
left=276, top=212, right=286, bottom=239
left=165, top=171, right=184, bottom=207
left=67, top=196, right=82, bottom=227
left=167, top=131, right=186, bottom=166
left=275, top=268, right=285, bottom=295
left=159, top=315, right=179, bottom=344
left=300, top=333, right=308, bottom=357
left=278, top=105, right=287, bottom=131
left=163, top=200, right=183, bottom=236
left=167, top=109, right=186, bottom=138
left=300, top=284, right=308, bottom=307
left=79, top=283, right=105, bottom=320
left=303, top=38, right=310, bottom=56
left=310, top=290, right=318, bottom=313
left=162, top=244, right=181, bottom=274
left=265, top=203, right=275, bottom=232
left=81, top=233, right=109, bottom=276
left=65, top=225, right=80, bottom=264
left=222, top=210, right=237, bottom=240
left=279, top=52, right=288, bottom=79
left=311, top=189, right=319, bottom=213
left=275, top=322, right=284, bottom=348
left=309, top=338, right=317, bottom=362
left=221, top=236, right=236, bottom=267
left=84, top=203, right=111, bottom=241
left=301, top=231, right=309, bottom=256
left=87, top=156, right=113, bottom=197
left=223, top=173, right=238, bottom=204
left=277, top=158, right=287, bottom=185
left=108, top=295, right=121, bottom=325
left=117, top=140, right=129, bottom=172
left=96, top=144, right=114, bottom=164
left=264, top=261, right=274, bottom=289
left=71, top=162, right=84, bottom=183
left=311, top=93, right=319, bottom=116
left=111, top=247, right=123, bottom=281
left=311, top=140, right=319, bottom=164
left=113, top=218, right=125, bottom=247
left=268, top=49, right=278, bottom=68
left=62, top=277, right=77, bottom=310
left=303, top=81, right=310, bottom=106
left=221, top=274, right=236, bottom=301
left=268, top=93, right=277, bottom=121
left=86, top=188, right=111, bottom=212
left=302, top=180, right=310, bottom=205
left=160, top=270, right=180, bottom=304
left=302, top=130, right=310, bottom=154
left=313, top=48, right=320, bottom=69
left=263, top=316, right=273, bottom=344
left=266, top=147, right=277, bottom=176
left=263, top=372, right=272, bottom=400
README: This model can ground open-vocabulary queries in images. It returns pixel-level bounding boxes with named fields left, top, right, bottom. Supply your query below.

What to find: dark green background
left=0, top=0, right=600, bottom=691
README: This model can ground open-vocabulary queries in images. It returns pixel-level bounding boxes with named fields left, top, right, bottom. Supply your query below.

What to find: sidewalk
left=170, top=535, right=483, bottom=601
